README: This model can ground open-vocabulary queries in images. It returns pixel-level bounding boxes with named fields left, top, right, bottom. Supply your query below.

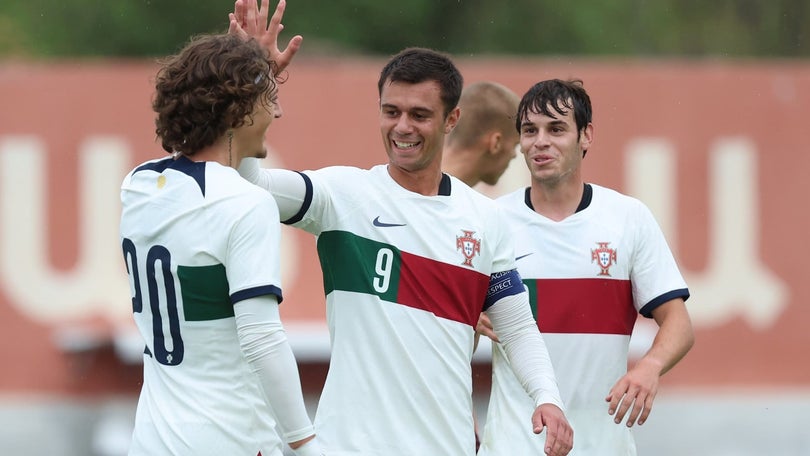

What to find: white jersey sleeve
left=629, top=200, right=690, bottom=316
left=234, top=296, right=316, bottom=444
left=486, top=292, right=564, bottom=410
left=237, top=157, right=310, bottom=223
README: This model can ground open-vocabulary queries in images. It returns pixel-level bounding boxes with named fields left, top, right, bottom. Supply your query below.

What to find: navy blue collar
left=524, top=183, right=592, bottom=213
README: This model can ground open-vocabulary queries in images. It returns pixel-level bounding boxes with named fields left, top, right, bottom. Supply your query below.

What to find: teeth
left=394, top=140, right=418, bottom=149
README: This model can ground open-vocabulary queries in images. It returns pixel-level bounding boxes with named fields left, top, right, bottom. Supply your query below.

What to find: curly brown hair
left=152, top=33, right=278, bottom=156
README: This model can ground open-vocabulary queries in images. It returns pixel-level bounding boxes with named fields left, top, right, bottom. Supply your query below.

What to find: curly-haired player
left=120, top=33, right=322, bottom=456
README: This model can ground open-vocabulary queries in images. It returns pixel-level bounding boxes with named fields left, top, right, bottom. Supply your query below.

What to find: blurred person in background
left=442, top=81, right=521, bottom=188
left=232, top=1, right=573, bottom=454
left=478, top=78, right=694, bottom=455
left=119, top=32, right=322, bottom=456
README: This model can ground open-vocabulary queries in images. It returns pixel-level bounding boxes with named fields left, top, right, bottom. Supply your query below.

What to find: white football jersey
left=480, top=184, right=689, bottom=456
left=120, top=156, right=285, bottom=456
left=289, top=164, right=517, bottom=455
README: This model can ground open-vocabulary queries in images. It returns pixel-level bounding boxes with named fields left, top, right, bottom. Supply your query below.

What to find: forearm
left=642, top=299, right=695, bottom=376
left=234, top=297, right=315, bottom=443
left=487, top=293, right=564, bottom=410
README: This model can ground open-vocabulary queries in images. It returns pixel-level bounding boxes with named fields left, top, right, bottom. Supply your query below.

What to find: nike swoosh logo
left=372, top=216, right=407, bottom=228
left=515, top=253, right=534, bottom=261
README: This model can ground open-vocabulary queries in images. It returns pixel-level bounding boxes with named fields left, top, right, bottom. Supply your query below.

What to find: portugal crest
left=456, top=230, right=481, bottom=267
left=591, top=242, right=617, bottom=276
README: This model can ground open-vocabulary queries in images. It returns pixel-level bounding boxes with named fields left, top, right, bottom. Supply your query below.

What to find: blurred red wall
left=0, top=58, right=807, bottom=395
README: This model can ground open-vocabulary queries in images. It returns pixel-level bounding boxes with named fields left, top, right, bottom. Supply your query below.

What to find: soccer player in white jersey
left=232, top=3, right=573, bottom=455
left=119, top=32, right=322, bottom=456
left=479, top=78, right=695, bottom=455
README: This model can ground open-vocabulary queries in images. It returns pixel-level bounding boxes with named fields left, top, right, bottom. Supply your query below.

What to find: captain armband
left=483, top=269, right=525, bottom=310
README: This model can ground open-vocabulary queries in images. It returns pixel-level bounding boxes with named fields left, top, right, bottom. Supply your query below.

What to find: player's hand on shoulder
left=531, top=403, right=573, bottom=456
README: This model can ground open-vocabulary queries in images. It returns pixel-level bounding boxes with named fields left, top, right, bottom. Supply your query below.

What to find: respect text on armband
left=484, top=269, right=523, bottom=307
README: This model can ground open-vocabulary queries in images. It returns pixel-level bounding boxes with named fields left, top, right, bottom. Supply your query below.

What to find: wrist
left=291, top=436, right=324, bottom=456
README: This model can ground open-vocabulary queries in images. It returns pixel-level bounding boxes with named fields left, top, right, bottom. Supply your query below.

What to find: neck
left=441, top=146, right=480, bottom=187
left=529, top=173, right=584, bottom=222
left=387, top=163, right=444, bottom=196
left=190, top=136, right=233, bottom=168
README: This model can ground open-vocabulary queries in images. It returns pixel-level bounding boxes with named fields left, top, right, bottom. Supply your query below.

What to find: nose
left=273, top=100, right=283, bottom=118
left=530, top=130, right=551, bottom=149
left=394, top=113, right=412, bottom=133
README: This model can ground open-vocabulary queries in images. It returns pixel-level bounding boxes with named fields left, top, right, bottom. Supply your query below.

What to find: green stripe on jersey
left=317, top=230, right=400, bottom=302
left=178, top=263, right=233, bottom=321
left=523, top=278, right=538, bottom=320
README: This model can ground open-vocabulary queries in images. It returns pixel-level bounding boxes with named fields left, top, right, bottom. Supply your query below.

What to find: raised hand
left=228, top=0, right=302, bottom=73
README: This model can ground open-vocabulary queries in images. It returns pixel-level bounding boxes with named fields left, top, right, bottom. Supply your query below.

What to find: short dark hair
left=377, top=47, right=463, bottom=118
left=447, top=81, right=519, bottom=148
left=152, top=33, right=277, bottom=156
left=516, top=79, right=592, bottom=136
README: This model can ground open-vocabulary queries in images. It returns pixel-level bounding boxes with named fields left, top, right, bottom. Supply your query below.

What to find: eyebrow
left=381, top=103, right=434, bottom=115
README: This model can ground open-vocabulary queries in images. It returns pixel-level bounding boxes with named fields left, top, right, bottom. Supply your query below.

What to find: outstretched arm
left=606, top=298, right=694, bottom=427
left=229, top=0, right=302, bottom=73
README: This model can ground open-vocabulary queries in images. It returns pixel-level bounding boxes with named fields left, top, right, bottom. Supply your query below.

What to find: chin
left=254, top=147, right=268, bottom=159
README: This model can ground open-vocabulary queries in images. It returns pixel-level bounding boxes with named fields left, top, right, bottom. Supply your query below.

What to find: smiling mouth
left=393, top=140, right=420, bottom=149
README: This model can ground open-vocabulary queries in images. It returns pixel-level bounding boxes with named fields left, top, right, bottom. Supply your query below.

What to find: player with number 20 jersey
left=120, top=156, right=287, bottom=456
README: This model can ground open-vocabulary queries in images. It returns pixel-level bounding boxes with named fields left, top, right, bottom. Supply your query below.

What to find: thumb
left=533, top=416, right=546, bottom=434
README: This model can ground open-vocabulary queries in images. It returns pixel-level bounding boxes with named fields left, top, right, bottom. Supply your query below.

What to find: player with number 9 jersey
left=238, top=161, right=566, bottom=455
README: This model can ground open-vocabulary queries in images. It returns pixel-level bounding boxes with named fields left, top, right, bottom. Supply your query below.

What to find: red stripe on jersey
left=397, top=251, right=490, bottom=327
left=531, top=278, right=636, bottom=335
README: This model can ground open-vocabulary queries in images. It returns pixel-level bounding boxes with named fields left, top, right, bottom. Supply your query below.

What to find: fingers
left=637, top=394, right=654, bottom=426
left=608, top=388, right=653, bottom=427
left=268, top=0, right=284, bottom=35
left=284, top=35, right=303, bottom=58
left=541, top=419, right=573, bottom=456
left=228, top=13, right=248, bottom=39
left=240, top=0, right=254, bottom=35
left=605, top=385, right=622, bottom=418
left=543, top=426, right=557, bottom=454
left=532, top=405, right=573, bottom=456
left=475, top=313, right=499, bottom=343
left=232, top=0, right=243, bottom=27
left=259, top=0, right=271, bottom=27
left=637, top=409, right=651, bottom=426
left=623, top=391, right=645, bottom=426
left=613, top=388, right=635, bottom=424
